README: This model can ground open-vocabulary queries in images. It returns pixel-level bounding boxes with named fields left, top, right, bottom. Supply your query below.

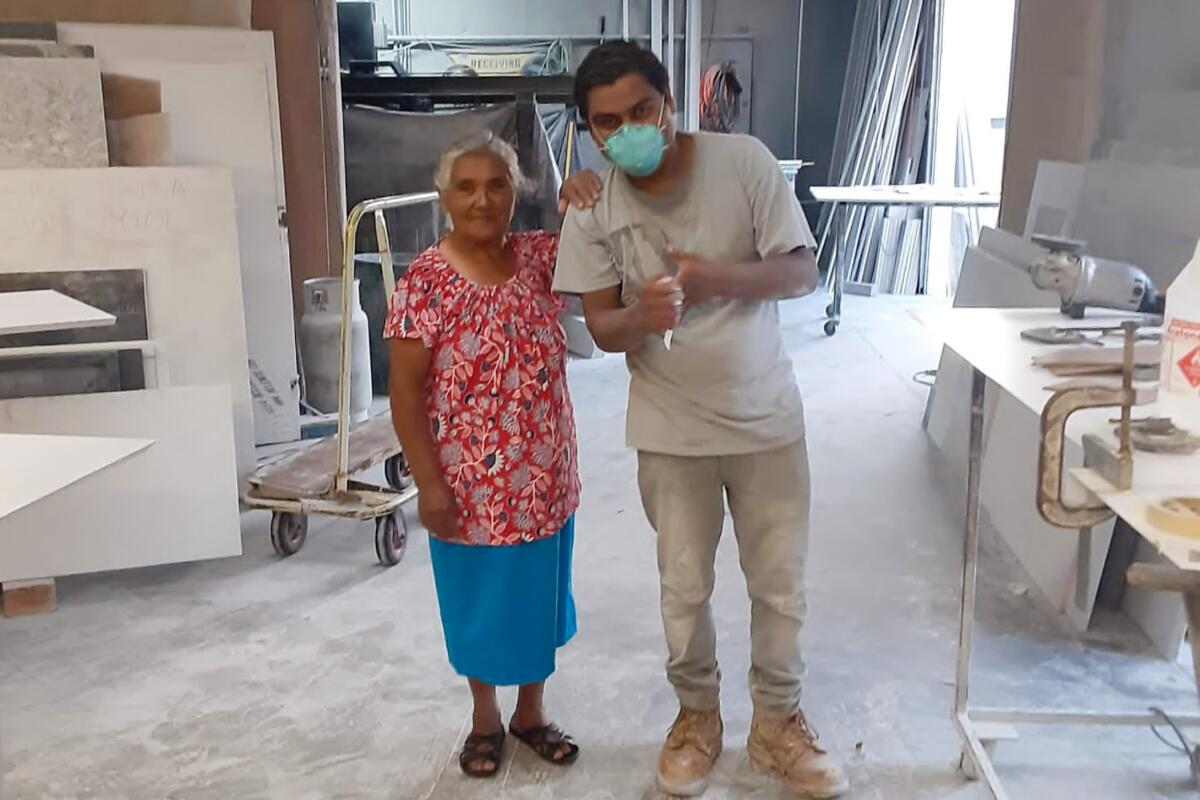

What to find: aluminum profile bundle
left=817, top=0, right=939, bottom=294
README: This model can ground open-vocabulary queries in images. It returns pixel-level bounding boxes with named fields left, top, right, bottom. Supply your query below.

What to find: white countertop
left=915, top=306, right=1200, bottom=569
left=0, top=289, right=115, bottom=336
left=810, top=184, right=1001, bottom=207
left=0, top=433, right=153, bottom=521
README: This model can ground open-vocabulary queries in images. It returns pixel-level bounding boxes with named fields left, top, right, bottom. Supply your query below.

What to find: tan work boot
left=747, top=711, right=849, bottom=799
left=657, top=707, right=724, bottom=797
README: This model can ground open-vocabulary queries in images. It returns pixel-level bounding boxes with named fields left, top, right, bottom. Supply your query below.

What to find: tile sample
left=0, top=56, right=107, bottom=167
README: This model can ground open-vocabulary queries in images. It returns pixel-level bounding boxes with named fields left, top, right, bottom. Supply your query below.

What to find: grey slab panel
left=0, top=55, right=108, bottom=167
left=0, top=42, right=93, bottom=58
left=0, top=269, right=147, bottom=348
left=0, top=348, right=145, bottom=400
left=0, top=22, right=57, bottom=41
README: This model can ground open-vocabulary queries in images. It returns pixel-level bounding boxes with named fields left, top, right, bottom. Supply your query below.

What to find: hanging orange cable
left=699, top=61, right=743, bottom=133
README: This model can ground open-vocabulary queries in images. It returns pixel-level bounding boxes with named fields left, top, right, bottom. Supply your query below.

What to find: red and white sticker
left=1178, top=345, right=1200, bottom=389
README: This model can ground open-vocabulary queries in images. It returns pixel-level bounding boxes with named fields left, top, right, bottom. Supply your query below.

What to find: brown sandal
left=459, top=730, right=505, bottom=778
left=509, top=723, right=580, bottom=766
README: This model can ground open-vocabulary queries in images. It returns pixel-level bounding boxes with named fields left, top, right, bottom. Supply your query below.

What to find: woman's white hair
left=433, top=132, right=534, bottom=196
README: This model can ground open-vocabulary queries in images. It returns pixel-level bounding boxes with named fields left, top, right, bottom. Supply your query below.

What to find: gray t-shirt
left=553, top=132, right=817, bottom=456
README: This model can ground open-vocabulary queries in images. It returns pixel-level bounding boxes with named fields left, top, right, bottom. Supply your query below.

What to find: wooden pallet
left=250, top=413, right=399, bottom=500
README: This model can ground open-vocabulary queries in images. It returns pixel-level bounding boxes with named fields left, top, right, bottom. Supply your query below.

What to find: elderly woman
left=385, top=135, right=594, bottom=778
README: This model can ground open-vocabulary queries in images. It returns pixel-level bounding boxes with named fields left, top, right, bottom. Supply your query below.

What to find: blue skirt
left=428, top=516, right=577, bottom=687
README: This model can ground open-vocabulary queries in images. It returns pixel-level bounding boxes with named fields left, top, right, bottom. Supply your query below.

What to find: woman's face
left=441, top=150, right=516, bottom=243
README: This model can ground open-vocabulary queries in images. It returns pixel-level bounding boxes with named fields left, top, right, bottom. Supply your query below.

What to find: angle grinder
left=1027, top=235, right=1166, bottom=319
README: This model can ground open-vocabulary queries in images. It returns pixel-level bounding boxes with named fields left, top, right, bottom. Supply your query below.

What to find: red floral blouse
left=384, top=231, right=580, bottom=546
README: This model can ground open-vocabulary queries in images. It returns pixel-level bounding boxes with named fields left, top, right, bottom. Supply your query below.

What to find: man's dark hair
left=574, top=41, right=670, bottom=121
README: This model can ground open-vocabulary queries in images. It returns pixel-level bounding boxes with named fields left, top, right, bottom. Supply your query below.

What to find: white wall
left=1101, top=0, right=1200, bottom=144
left=928, top=0, right=1015, bottom=297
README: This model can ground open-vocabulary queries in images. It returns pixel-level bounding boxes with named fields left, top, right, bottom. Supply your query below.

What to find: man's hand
left=558, top=169, right=603, bottom=214
left=670, top=250, right=729, bottom=305
left=418, top=479, right=459, bottom=540
left=635, top=276, right=683, bottom=334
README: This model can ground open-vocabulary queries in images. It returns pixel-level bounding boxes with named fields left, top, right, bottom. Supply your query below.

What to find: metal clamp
left=1036, top=322, right=1138, bottom=528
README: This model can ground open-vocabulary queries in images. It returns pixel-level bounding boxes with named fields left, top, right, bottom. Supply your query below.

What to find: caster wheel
left=824, top=320, right=838, bottom=337
left=384, top=453, right=412, bottom=490
left=270, top=512, right=308, bottom=557
left=375, top=510, right=409, bottom=567
left=959, top=751, right=979, bottom=781
left=826, top=303, right=836, bottom=317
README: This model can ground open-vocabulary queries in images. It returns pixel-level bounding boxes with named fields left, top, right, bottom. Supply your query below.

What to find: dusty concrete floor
left=2, top=295, right=1198, bottom=800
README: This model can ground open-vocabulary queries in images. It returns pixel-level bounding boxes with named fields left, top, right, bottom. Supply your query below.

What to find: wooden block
left=1126, top=562, right=1200, bottom=594
left=2, top=578, right=56, bottom=617
left=100, top=73, right=161, bottom=119
left=845, top=280, right=879, bottom=298
left=106, top=113, right=170, bottom=167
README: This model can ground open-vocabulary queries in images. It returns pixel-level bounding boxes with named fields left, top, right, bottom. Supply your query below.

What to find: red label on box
left=1168, top=319, right=1200, bottom=340
left=1179, top=345, right=1200, bottom=388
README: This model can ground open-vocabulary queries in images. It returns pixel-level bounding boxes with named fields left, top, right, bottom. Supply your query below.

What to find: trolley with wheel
left=242, top=192, right=438, bottom=566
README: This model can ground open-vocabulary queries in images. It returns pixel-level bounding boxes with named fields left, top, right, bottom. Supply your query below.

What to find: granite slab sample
left=0, top=56, right=107, bottom=167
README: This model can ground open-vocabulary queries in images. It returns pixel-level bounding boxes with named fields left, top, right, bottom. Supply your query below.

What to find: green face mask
left=601, top=103, right=667, bottom=177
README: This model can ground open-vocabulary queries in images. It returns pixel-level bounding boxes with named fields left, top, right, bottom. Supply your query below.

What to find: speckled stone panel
left=0, top=56, right=108, bottom=168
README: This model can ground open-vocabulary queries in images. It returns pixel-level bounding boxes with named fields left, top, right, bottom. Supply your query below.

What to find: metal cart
left=243, top=191, right=439, bottom=565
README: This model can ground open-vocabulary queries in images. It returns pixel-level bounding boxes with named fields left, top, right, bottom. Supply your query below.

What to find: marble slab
left=0, top=56, right=108, bottom=168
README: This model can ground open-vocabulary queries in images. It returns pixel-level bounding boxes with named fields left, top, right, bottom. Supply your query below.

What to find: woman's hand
left=418, top=479, right=460, bottom=540
left=557, top=169, right=603, bottom=214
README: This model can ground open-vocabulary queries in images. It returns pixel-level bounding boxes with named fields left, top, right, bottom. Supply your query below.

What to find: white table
left=916, top=306, right=1200, bottom=800
left=0, top=289, right=115, bottom=336
left=810, top=184, right=1000, bottom=336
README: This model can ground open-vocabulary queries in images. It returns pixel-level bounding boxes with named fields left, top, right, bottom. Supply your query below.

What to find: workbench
left=917, top=306, right=1200, bottom=800
left=811, top=184, right=999, bottom=336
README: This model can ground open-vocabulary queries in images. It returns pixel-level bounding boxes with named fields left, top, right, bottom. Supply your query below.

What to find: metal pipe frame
left=666, top=0, right=677, bottom=101
left=651, top=0, right=664, bottom=60
left=335, top=191, right=440, bottom=492
left=684, top=0, right=702, bottom=132
left=792, top=0, right=805, bottom=160
left=953, top=367, right=1200, bottom=800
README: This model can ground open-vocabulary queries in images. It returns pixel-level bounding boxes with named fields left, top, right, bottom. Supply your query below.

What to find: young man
left=553, top=42, right=849, bottom=799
